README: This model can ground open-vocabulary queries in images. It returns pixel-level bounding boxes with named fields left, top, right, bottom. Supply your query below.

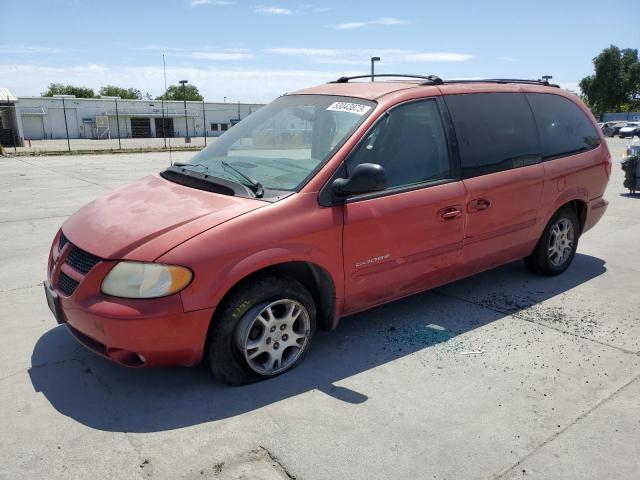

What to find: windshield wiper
left=221, top=160, right=264, bottom=198
left=172, top=162, right=209, bottom=170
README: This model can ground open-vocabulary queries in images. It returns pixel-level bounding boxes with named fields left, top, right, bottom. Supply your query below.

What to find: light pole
left=179, top=79, right=190, bottom=143
left=371, top=56, right=380, bottom=81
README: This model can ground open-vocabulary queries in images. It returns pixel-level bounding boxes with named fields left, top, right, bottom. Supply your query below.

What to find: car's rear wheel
left=525, top=207, right=579, bottom=276
left=207, top=276, right=316, bottom=385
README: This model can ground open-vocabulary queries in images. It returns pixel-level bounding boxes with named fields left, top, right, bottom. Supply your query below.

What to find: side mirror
left=331, top=163, right=387, bottom=198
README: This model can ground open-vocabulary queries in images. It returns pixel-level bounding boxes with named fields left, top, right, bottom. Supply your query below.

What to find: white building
left=2, top=92, right=264, bottom=145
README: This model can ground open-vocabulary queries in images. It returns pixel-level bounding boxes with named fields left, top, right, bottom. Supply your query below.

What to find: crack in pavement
left=12, top=157, right=112, bottom=190
left=492, top=372, right=640, bottom=479
left=0, top=283, right=43, bottom=294
left=258, top=446, right=297, bottom=480
left=1, top=357, right=82, bottom=383
left=0, top=214, right=70, bottom=225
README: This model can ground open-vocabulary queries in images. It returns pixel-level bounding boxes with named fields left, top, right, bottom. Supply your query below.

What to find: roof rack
left=331, top=74, right=444, bottom=85
left=444, top=78, right=560, bottom=88
left=330, top=74, right=559, bottom=88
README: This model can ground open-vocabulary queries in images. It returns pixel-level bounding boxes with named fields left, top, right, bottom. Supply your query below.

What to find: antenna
left=163, top=53, right=173, bottom=166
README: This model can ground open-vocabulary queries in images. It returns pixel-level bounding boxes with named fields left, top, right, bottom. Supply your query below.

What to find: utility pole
left=179, top=80, right=190, bottom=143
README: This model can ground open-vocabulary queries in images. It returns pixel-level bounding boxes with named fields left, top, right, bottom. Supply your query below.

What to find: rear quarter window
left=444, top=93, right=540, bottom=178
left=526, top=93, right=600, bottom=159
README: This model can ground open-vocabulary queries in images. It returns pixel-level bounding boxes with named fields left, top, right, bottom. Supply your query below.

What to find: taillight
left=604, top=153, right=612, bottom=178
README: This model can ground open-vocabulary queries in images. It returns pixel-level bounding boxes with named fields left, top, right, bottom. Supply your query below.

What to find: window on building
left=526, top=93, right=600, bottom=159
left=445, top=93, right=540, bottom=178
left=347, top=99, right=451, bottom=189
left=220, top=123, right=229, bottom=131
left=211, top=123, right=219, bottom=131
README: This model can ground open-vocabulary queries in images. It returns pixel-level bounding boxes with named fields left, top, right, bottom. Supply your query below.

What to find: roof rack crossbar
left=331, top=74, right=443, bottom=85
left=329, top=75, right=559, bottom=88
left=444, top=78, right=560, bottom=88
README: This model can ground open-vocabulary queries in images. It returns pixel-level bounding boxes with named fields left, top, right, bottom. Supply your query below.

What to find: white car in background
left=618, top=122, right=640, bottom=138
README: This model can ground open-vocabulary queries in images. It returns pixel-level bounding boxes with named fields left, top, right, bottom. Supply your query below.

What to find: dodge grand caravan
left=44, top=75, right=610, bottom=385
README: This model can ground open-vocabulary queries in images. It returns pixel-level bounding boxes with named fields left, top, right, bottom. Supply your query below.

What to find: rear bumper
left=583, top=197, right=608, bottom=233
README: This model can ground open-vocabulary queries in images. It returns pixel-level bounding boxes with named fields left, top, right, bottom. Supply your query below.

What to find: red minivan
left=44, top=75, right=611, bottom=384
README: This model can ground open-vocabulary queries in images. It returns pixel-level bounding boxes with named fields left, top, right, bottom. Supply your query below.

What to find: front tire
left=525, top=207, right=579, bottom=276
left=207, top=276, right=316, bottom=385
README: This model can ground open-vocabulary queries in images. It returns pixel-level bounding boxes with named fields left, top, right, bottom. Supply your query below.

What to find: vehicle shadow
left=620, top=193, right=640, bottom=199
left=29, top=253, right=606, bottom=433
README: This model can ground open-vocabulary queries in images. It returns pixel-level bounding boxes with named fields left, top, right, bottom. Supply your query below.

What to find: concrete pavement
left=0, top=139, right=638, bottom=479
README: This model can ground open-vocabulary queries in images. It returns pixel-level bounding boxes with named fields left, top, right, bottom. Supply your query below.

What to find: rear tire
left=207, top=276, right=316, bottom=386
left=525, top=207, right=579, bottom=276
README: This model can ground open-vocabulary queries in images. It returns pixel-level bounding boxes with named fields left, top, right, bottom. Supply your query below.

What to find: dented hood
left=62, top=174, right=266, bottom=260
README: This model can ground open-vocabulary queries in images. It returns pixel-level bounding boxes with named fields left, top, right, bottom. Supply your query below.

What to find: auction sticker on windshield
left=326, top=102, right=372, bottom=115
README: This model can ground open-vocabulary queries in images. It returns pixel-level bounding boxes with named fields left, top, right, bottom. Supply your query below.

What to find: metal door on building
left=154, top=118, right=174, bottom=138
left=131, top=117, right=152, bottom=138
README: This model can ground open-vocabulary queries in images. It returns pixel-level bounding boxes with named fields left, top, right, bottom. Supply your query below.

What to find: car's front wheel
left=525, top=207, right=579, bottom=276
left=207, top=276, right=316, bottom=385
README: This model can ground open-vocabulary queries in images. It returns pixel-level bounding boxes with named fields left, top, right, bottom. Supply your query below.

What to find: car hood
left=620, top=126, right=638, bottom=132
left=62, top=174, right=267, bottom=260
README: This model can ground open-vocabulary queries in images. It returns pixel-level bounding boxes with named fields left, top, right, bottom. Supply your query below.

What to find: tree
left=41, top=83, right=95, bottom=98
left=580, top=45, right=640, bottom=115
left=156, top=84, right=204, bottom=101
left=98, top=85, right=142, bottom=99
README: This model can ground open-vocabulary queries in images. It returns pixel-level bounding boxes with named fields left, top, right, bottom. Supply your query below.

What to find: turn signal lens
left=101, top=262, right=193, bottom=299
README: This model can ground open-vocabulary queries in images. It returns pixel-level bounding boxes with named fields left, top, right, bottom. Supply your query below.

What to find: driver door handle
left=439, top=207, right=463, bottom=220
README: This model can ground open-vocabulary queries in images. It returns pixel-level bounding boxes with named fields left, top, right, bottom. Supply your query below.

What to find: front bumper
left=60, top=298, right=214, bottom=367
left=45, top=232, right=214, bottom=367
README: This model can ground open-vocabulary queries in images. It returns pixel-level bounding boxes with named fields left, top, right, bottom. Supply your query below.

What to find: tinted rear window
left=444, top=93, right=540, bottom=178
left=526, top=93, right=600, bottom=159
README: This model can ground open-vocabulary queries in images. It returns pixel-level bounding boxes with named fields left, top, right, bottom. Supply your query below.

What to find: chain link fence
left=1, top=97, right=262, bottom=155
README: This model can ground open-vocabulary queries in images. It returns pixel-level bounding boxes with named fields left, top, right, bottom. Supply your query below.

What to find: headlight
left=101, top=262, right=193, bottom=299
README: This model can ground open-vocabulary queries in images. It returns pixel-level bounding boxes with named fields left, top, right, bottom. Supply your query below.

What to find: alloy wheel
left=548, top=218, right=574, bottom=267
left=240, top=299, right=311, bottom=375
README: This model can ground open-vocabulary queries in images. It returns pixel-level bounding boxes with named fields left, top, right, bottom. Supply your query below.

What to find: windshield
left=184, top=95, right=375, bottom=193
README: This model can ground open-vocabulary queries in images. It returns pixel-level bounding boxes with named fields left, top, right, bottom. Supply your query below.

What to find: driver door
left=341, top=98, right=467, bottom=313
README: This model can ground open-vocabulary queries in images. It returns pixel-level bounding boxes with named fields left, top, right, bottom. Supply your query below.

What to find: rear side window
left=444, top=93, right=540, bottom=178
left=526, top=93, right=600, bottom=159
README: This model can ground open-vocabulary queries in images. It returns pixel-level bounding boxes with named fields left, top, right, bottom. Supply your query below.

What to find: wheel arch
left=567, top=198, right=587, bottom=234
left=211, top=260, right=337, bottom=333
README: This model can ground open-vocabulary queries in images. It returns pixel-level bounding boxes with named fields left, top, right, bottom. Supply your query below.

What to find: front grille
left=58, top=271, right=79, bottom=296
left=58, top=232, right=69, bottom=251
left=66, top=246, right=102, bottom=275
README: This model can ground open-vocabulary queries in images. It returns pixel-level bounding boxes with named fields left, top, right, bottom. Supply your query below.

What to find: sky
left=0, top=0, right=637, bottom=104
